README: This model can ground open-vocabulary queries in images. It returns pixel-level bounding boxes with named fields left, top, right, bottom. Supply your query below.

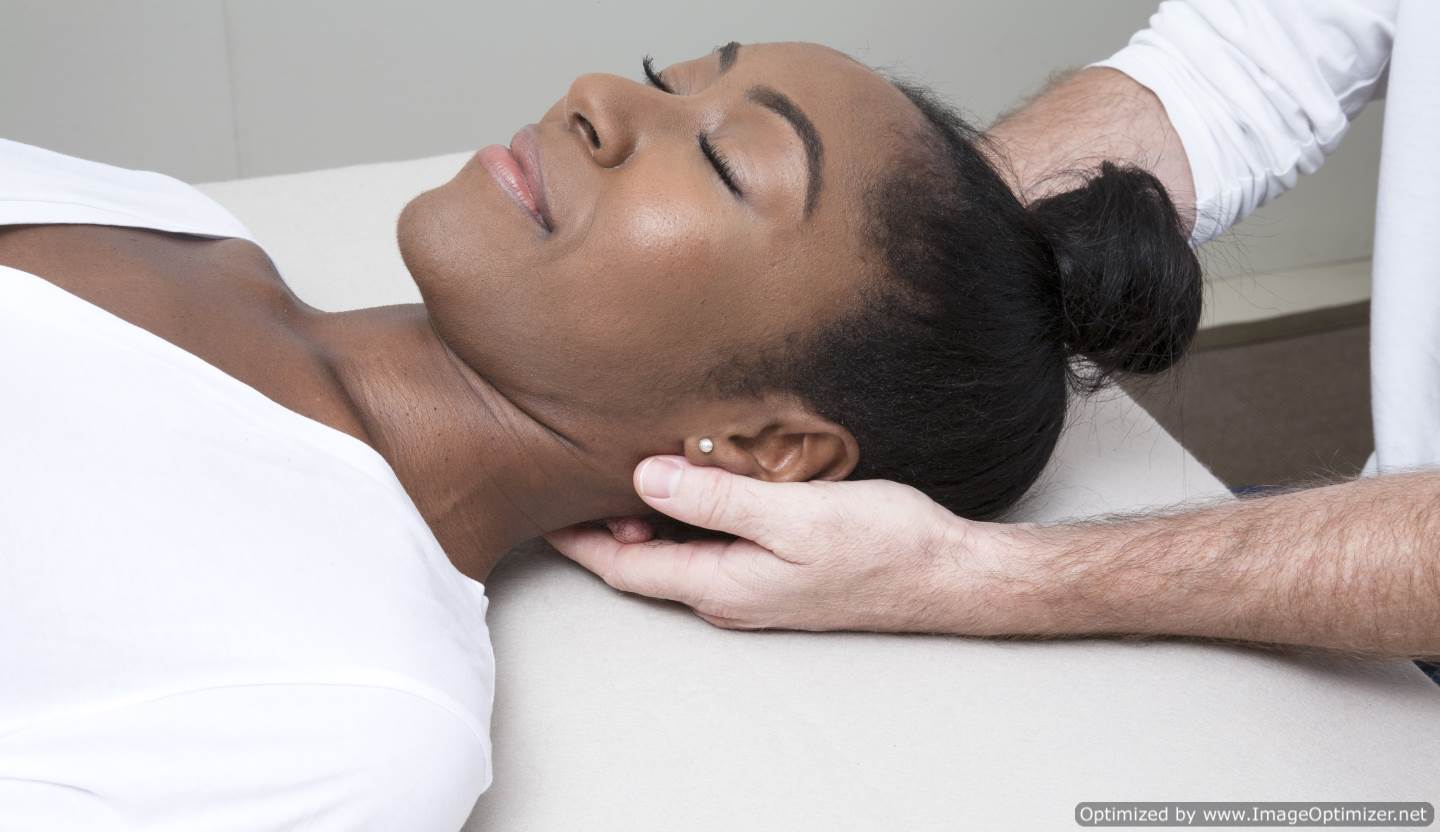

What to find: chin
left=397, top=168, right=520, bottom=305
left=394, top=182, right=505, bottom=366
left=397, top=186, right=479, bottom=310
left=396, top=187, right=443, bottom=297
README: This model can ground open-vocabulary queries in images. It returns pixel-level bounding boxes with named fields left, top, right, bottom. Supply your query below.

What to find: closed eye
left=641, top=55, right=675, bottom=95
left=699, top=134, right=743, bottom=197
left=640, top=54, right=744, bottom=199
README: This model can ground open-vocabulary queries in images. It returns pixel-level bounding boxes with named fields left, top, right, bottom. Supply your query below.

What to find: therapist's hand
left=544, top=455, right=1033, bottom=633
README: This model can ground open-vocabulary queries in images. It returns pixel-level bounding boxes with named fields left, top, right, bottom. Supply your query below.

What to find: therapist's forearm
left=985, top=66, right=1196, bottom=236
left=961, top=472, right=1440, bottom=660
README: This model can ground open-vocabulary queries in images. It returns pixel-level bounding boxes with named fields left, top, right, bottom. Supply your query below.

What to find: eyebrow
left=716, top=40, right=740, bottom=73
left=714, top=41, right=824, bottom=219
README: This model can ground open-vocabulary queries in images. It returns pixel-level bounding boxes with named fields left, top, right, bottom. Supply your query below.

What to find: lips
left=475, top=124, right=553, bottom=232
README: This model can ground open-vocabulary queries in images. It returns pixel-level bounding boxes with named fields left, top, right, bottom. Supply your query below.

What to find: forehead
left=670, top=40, right=910, bottom=106
left=671, top=40, right=927, bottom=260
left=671, top=41, right=925, bottom=166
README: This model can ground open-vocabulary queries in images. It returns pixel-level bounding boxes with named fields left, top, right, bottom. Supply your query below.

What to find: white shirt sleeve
left=0, top=684, right=491, bottom=832
left=1090, top=0, right=1398, bottom=244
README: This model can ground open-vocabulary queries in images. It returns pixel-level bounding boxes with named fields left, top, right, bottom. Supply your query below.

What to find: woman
left=0, top=41, right=1199, bottom=829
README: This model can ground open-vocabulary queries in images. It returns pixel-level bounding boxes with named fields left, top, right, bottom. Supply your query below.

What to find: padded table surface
left=199, top=154, right=1440, bottom=831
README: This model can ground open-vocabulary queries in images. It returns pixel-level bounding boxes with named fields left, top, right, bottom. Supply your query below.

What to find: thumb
left=633, top=455, right=814, bottom=548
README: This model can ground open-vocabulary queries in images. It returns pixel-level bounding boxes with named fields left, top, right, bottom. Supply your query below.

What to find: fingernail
left=639, top=456, right=684, bottom=499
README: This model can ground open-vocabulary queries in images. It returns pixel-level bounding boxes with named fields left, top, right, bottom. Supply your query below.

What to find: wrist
left=942, top=517, right=1160, bottom=639
left=985, top=66, right=1196, bottom=234
left=980, top=520, right=1089, bottom=636
left=925, top=514, right=1074, bottom=637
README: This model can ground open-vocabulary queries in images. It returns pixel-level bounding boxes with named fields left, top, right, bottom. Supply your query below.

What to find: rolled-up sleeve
left=1091, top=0, right=1398, bottom=244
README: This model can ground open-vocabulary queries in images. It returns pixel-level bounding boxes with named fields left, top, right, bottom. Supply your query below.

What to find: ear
left=685, top=394, right=860, bottom=483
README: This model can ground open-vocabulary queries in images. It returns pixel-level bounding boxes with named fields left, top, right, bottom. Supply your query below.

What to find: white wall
left=1, top=0, right=1384, bottom=278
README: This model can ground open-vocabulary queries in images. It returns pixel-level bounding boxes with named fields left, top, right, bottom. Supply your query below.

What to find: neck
left=300, top=303, right=618, bottom=581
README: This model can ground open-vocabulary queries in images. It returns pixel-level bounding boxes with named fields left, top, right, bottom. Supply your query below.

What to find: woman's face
left=398, top=41, right=924, bottom=476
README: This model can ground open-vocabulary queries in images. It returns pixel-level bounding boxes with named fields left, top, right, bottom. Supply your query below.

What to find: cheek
left=611, top=193, right=716, bottom=262
left=516, top=192, right=755, bottom=408
left=404, top=166, right=771, bottom=415
left=577, top=199, right=736, bottom=354
left=594, top=188, right=744, bottom=319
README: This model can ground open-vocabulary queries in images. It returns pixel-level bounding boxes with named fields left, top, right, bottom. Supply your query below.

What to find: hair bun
left=1028, top=161, right=1203, bottom=392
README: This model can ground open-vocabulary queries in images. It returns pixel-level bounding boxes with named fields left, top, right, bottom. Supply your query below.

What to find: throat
left=303, top=303, right=598, bottom=581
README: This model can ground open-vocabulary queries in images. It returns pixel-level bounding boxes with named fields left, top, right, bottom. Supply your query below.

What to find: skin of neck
left=299, top=303, right=637, bottom=582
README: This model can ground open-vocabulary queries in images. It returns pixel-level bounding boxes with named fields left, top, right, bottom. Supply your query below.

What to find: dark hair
left=661, top=76, right=1202, bottom=534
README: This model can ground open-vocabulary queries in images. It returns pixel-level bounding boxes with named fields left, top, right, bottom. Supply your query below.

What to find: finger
left=545, top=523, right=729, bottom=607
left=605, top=515, right=655, bottom=544
left=694, top=610, right=762, bottom=630
left=543, top=524, right=624, bottom=582
left=632, top=455, right=820, bottom=549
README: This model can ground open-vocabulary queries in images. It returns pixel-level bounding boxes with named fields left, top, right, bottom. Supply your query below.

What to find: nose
left=564, top=72, right=665, bottom=169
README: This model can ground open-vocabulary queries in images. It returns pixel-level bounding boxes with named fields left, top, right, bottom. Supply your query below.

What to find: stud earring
left=697, top=437, right=715, bottom=454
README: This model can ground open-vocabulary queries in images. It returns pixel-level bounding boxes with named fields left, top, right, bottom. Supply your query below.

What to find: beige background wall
left=1, top=0, right=1385, bottom=279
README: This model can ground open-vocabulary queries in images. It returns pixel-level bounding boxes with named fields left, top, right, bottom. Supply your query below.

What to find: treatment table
left=199, top=154, right=1440, bottom=831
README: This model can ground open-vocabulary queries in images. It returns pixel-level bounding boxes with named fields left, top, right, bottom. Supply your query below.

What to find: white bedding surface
left=199, top=155, right=1440, bottom=831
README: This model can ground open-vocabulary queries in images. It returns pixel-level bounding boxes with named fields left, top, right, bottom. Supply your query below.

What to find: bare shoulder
left=0, top=223, right=367, bottom=444
left=0, top=224, right=294, bottom=314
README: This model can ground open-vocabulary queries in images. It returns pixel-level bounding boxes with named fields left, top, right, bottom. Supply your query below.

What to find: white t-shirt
left=1093, top=0, right=1438, bottom=478
left=0, top=139, right=495, bottom=831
